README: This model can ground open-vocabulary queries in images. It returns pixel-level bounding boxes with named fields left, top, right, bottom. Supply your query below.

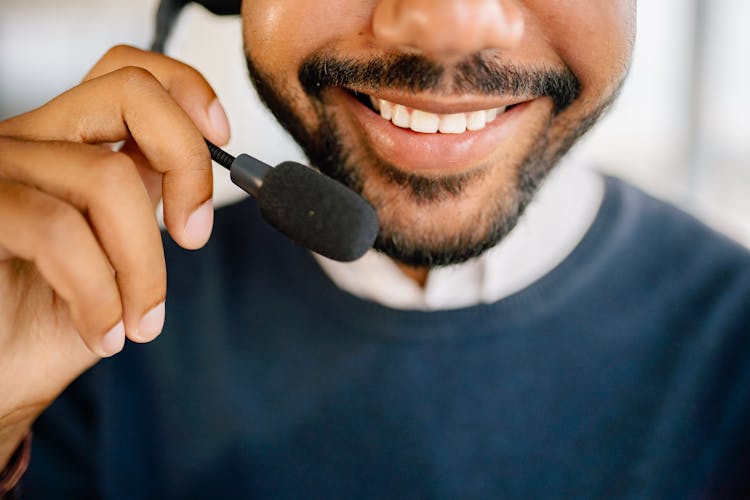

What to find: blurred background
left=1, top=0, right=749, bottom=246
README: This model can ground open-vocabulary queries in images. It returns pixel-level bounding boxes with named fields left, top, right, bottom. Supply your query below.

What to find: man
left=1, top=0, right=749, bottom=497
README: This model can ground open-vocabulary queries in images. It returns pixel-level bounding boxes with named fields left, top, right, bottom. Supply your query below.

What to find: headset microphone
left=206, top=140, right=379, bottom=262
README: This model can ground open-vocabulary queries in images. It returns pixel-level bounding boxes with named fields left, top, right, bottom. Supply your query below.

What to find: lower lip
left=335, top=89, right=533, bottom=173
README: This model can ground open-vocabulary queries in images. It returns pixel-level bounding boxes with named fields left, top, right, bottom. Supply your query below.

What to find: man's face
left=242, top=0, right=636, bottom=267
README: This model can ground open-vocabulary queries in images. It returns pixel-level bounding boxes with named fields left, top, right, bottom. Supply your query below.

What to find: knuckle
left=88, top=152, right=143, bottom=206
left=36, top=200, right=86, bottom=248
left=102, top=44, right=140, bottom=63
left=92, top=151, right=137, bottom=185
left=178, top=62, right=207, bottom=85
left=116, top=65, right=159, bottom=89
left=184, top=141, right=211, bottom=169
left=87, top=45, right=145, bottom=82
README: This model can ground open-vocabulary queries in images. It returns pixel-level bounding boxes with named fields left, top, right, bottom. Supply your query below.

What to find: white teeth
left=487, top=106, right=506, bottom=123
left=410, top=109, right=440, bottom=133
left=367, top=95, right=507, bottom=134
left=439, top=113, right=467, bottom=134
left=391, top=104, right=411, bottom=128
left=466, top=111, right=487, bottom=131
left=379, top=99, right=393, bottom=120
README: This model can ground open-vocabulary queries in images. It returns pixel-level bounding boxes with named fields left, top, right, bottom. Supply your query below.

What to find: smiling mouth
left=335, top=86, right=538, bottom=173
left=349, top=90, right=523, bottom=135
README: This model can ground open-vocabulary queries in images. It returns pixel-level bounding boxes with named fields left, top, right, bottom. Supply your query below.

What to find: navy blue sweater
left=25, top=177, right=750, bottom=498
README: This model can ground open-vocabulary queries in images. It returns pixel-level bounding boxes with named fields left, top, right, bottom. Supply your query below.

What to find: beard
left=245, top=51, right=619, bottom=268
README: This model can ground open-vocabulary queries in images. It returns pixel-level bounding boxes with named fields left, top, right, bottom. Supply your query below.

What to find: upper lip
left=344, top=86, right=533, bottom=114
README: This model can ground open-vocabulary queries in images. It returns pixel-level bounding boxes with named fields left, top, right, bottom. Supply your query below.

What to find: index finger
left=0, top=67, right=214, bottom=250
left=84, top=45, right=230, bottom=146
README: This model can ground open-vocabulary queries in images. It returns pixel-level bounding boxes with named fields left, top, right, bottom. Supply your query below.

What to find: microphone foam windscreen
left=258, top=162, right=379, bottom=262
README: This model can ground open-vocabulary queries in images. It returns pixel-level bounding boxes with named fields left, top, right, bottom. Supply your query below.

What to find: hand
left=0, top=45, right=230, bottom=466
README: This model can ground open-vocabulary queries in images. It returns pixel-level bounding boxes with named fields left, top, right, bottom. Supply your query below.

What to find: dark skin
left=0, top=1, right=635, bottom=468
left=242, top=0, right=636, bottom=283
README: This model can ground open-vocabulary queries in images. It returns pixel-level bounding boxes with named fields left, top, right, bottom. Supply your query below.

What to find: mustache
left=298, top=52, right=582, bottom=113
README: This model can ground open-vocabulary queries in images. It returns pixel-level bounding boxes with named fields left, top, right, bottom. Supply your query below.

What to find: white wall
left=0, top=0, right=157, bottom=117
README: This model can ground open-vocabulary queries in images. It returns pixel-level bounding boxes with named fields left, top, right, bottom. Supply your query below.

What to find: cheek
left=531, top=0, right=636, bottom=101
left=243, top=1, right=307, bottom=71
left=242, top=1, right=323, bottom=132
left=242, top=1, right=374, bottom=73
left=243, top=1, right=382, bottom=141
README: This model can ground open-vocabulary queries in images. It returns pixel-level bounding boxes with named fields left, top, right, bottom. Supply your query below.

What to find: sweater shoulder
left=581, top=176, right=750, bottom=329
left=599, top=176, right=750, bottom=276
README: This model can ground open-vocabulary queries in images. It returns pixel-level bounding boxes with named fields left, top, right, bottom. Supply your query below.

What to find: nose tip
left=373, top=0, right=525, bottom=60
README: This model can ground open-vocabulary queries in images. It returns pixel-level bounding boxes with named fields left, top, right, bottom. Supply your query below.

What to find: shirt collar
left=314, top=160, right=604, bottom=310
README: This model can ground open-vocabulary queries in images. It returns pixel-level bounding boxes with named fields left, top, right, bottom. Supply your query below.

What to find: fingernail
left=208, top=98, right=230, bottom=145
left=137, top=302, right=166, bottom=342
left=184, top=199, right=213, bottom=248
left=99, top=320, right=125, bottom=357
